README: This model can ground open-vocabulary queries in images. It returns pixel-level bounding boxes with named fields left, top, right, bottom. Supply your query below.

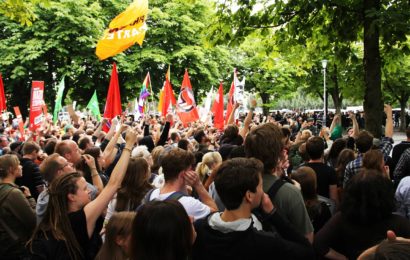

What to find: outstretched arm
left=84, top=129, right=137, bottom=238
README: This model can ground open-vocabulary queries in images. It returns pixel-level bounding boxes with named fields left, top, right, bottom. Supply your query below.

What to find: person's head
left=244, top=123, right=284, bottom=175
left=84, top=146, right=104, bottom=171
left=215, top=158, right=264, bottom=211
left=341, top=169, right=395, bottom=224
left=356, top=131, right=374, bottom=153
left=195, top=152, right=222, bottom=182
left=22, top=141, right=40, bottom=156
left=55, top=140, right=82, bottom=164
left=362, top=149, right=385, bottom=172
left=0, top=135, right=9, bottom=148
left=96, top=212, right=136, bottom=260
left=0, top=154, right=21, bottom=180
left=72, top=130, right=84, bottom=144
left=177, top=138, right=190, bottom=151
left=131, top=145, right=153, bottom=166
left=335, top=148, right=355, bottom=178
left=161, top=148, right=195, bottom=183
left=306, top=136, right=325, bottom=160
left=78, top=136, right=92, bottom=151
left=40, top=153, right=75, bottom=184
left=34, top=172, right=88, bottom=259
left=131, top=200, right=195, bottom=260
left=292, top=166, right=317, bottom=202
left=327, top=138, right=347, bottom=160
left=193, top=130, right=207, bottom=145
left=116, top=158, right=150, bottom=211
left=151, top=146, right=164, bottom=173
left=359, top=239, right=410, bottom=260
left=170, top=132, right=181, bottom=143
left=43, top=138, right=58, bottom=155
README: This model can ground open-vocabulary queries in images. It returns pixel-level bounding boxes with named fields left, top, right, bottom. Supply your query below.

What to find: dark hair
left=306, top=136, right=325, bottom=160
left=78, top=136, right=92, bottom=151
left=356, top=131, right=374, bottom=153
left=406, top=127, right=410, bottom=139
left=341, top=169, right=395, bottom=224
left=193, top=130, right=206, bottom=144
left=84, top=146, right=102, bottom=172
left=130, top=200, right=193, bottom=260
left=335, top=149, right=355, bottom=185
left=178, top=139, right=190, bottom=150
left=325, top=138, right=347, bottom=164
left=161, top=148, right=195, bottom=182
left=170, top=132, right=179, bottom=142
left=22, top=141, right=40, bottom=155
left=214, top=158, right=263, bottom=210
left=244, top=123, right=284, bottom=174
left=44, top=138, right=57, bottom=155
left=116, top=158, right=151, bottom=212
left=220, top=125, right=243, bottom=146
left=72, top=130, right=84, bottom=144
left=229, top=145, right=245, bottom=158
left=29, top=172, right=83, bottom=260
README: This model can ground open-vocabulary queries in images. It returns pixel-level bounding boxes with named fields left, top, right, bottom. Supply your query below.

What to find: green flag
left=53, top=76, right=65, bottom=124
left=87, top=90, right=101, bottom=120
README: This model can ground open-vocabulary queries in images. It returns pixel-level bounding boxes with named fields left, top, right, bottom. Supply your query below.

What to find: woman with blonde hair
left=195, top=152, right=222, bottom=184
left=95, top=212, right=135, bottom=260
left=0, top=154, right=36, bottom=259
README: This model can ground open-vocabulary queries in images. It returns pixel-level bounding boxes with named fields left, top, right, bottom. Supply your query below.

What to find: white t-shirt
left=148, top=188, right=211, bottom=221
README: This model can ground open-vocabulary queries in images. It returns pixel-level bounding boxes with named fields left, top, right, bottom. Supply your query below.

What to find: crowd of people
left=0, top=102, right=410, bottom=260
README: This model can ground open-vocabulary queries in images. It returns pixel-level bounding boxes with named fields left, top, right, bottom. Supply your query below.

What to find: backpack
left=137, top=189, right=187, bottom=211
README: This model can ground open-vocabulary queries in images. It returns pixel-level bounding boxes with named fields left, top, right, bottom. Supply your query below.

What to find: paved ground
left=393, top=129, right=407, bottom=145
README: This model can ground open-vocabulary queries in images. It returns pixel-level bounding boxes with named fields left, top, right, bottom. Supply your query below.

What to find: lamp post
left=321, top=59, right=328, bottom=128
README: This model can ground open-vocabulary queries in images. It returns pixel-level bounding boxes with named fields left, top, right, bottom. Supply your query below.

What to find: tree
left=0, top=0, right=49, bottom=25
left=213, top=0, right=410, bottom=137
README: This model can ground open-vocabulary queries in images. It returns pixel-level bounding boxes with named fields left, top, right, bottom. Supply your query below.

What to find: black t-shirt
left=31, top=209, right=103, bottom=260
left=305, top=162, right=337, bottom=198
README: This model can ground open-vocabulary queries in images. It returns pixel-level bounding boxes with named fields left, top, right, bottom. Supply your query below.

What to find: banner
left=53, top=77, right=65, bottom=124
left=0, top=74, right=6, bottom=112
left=212, top=82, right=224, bottom=130
left=96, top=0, right=149, bottom=60
left=103, top=63, right=122, bottom=132
left=86, top=90, right=102, bottom=120
left=138, top=72, right=151, bottom=114
left=176, top=70, right=199, bottom=126
left=29, top=81, right=44, bottom=131
left=13, top=106, right=25, bottom=141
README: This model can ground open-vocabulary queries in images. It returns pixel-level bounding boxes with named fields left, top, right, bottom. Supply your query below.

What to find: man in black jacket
left=15, top=141, right=45, bottom=200
left=192, top=158, right=314, bottom=260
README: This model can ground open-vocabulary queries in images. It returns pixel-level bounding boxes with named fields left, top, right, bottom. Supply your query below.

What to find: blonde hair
left=0, top=154, right=20, bottom=178
left=195, top=152, right=222, bottom=182
left=95, top=212, right=136, bottom=260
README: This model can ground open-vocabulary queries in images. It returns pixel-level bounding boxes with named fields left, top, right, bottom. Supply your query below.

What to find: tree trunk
left=363, top=0, right=383, bottom=138
left=400, top=95, right=409, bottom=132
left=330, top=64, right=343, bottom=114
left=260, top=92, right=270, bottom=115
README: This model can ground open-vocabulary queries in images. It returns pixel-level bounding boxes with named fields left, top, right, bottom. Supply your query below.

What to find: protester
left=130, top=200, right=195, bottom=260
left=95, top=212, right=135, bottom=260
left=192, top=158, right=314, bottom=259
left=0, top=154, right=36, bottom=259
left=28, top=128, right=136, bottom=260
left=314, top=169, right=410, bottom=259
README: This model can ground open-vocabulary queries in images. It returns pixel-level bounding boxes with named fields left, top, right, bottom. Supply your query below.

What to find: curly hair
left=341, top=169, right=395, bottom=225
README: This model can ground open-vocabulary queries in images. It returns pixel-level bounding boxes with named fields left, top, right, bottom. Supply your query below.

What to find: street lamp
left=322, top=59, right=328, bottom=128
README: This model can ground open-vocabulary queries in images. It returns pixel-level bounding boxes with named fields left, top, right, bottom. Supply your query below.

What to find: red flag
left=29, top=81, right=45, bottom=131
left=162, top=67, right=176, bottom=116
left=177, top=70, right=199, bottom=126
left=103, top=63, right=122, bottom=132
left=225, top=79, right=235, bottom=124
left=0, top=74, right=6, bottom=112
left=212, top=82, right=224, bottom=130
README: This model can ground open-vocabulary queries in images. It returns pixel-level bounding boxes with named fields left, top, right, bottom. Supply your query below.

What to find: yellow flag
left=96, top=0, right=149, bottom=60
left=157, top=87, right=164, bottom=113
